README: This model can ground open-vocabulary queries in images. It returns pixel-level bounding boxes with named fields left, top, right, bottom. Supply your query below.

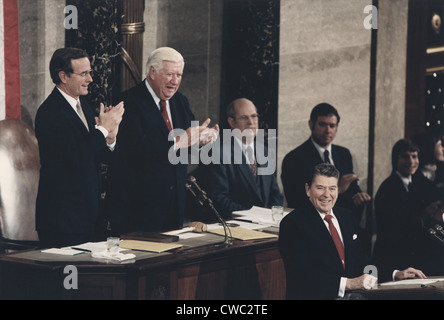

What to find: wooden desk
left=0, top=232, right=286, bottom=300
left=352, top=277, right=444, bottom=300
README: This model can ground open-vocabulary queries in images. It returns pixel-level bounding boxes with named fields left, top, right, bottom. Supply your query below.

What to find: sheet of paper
left=379, top=278, right=444, bottom=286
left=70, top=241, right=107, bottom=253
left=232, top=206, right=278, bottom=226
left=119, top=239, right=183, bottom=253
left=41, top=248, right=86, bottom=256
left=208, top=226, right=278, bottom=241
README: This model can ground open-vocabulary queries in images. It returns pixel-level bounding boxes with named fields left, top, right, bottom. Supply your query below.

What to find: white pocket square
left=353, top=234, right=358, bottom=240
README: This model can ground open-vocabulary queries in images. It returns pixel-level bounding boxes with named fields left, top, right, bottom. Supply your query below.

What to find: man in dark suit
left=279, top=163, right=426, bottom=300
left=35, top=48, right=124, bottom=248
left=373, top=139, right=444, bottom=276
left=281, top=103, right=370, bottom=211
left=201, top=98, right=283, bottom=218
left=106, top=47, right=218, bottom=234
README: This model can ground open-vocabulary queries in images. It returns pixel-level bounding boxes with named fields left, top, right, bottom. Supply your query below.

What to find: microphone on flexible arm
left=186, top=176, right=233, bottom=246
left=428, top=227, right=444, bottom=245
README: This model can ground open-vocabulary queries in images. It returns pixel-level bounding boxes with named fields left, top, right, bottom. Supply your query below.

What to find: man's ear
left=305, top=183, right=310, bottom=198
left=227, top=116, right=235, bottom=129
left=59, top=71, right=68, bottom=83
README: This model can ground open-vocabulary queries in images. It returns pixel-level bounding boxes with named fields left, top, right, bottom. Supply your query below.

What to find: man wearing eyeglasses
left=35, top=47, right=124, bottom=247
left=201, top=98, right=283, bottom=218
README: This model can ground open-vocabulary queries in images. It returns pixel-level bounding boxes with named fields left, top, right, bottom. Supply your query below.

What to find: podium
left=352, top=277, right=444, bottom=300
left=0, top=232, right=285, bottom=300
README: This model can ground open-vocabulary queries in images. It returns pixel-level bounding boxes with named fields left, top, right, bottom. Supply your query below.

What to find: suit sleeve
left=35, top=104, right=108, bottom=172
left=279, top=213, right=342, bottom=299
left=203, top=162, right=251, bottom=218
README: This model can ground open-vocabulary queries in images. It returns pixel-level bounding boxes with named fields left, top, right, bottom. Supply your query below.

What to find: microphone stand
left=186, top=176, right=233, bottom=246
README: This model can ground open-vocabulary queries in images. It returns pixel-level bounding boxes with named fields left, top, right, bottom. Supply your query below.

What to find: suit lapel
left=309, top=205, right=347, bottom=270
left=306, top=139, right=324, bottom=164
left=53, top=88, right=90, bottom=134
left=135, top=82, right=171, bottom=135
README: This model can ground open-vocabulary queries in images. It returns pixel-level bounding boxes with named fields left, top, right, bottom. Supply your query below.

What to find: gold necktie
left=76, top=100, right=89, bottom=131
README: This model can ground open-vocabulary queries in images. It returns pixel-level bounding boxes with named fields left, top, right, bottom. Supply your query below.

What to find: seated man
left=200, top=98, right=283, bottom=218
left=279, top=163, right=425, bottom=300
left=281, top=103, right=370, bottom=211
left=373, top=139, right=444, bottom=276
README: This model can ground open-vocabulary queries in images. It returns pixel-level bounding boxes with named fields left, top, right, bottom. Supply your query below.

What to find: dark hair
left=307, top=163, right=340, bottom=186
left=310, top=103, right=340, bottom=127
left=391, top=139, right=420, bottom=171
left=49, top=47, right=89, bottom=85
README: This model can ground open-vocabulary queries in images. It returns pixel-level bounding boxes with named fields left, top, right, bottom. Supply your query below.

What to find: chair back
left=0, top=119, right=39, bottom=242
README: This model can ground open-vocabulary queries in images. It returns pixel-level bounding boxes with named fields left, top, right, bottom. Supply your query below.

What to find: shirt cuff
left=338, top=277, right=347, bottom=298
left=95, top=125, right=116, bottom=151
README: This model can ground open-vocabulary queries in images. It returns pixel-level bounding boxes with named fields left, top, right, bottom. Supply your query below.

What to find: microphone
left=186, top=176, right=233, bottom=245
left=428, top=228, right=444, bottom=245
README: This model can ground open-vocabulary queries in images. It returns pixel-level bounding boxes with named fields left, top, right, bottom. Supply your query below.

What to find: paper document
left=41, top=248, right=86, bottom=256
left=232, top=206, right=275, bottom=225
left=208, top=226, right=278, bottom=241
left=380, top=278, right=444, bottom=286
left=119, top=239, right=183, bottom=253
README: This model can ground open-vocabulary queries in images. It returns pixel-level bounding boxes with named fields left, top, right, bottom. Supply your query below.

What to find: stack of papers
left=119, top=239, right=183, bottom=253
left=208, top=226, right=278, bottom=241
left=232, top=206, right=276, bottom=226
left=380, top=278, right=444, bottom=287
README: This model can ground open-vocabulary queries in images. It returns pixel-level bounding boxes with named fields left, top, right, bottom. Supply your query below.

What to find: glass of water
left=107, top=237, right=120, bottom=256
left=271, top=206, right=284, bottom=224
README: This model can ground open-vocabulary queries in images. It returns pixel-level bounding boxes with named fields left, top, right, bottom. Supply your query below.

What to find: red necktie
left=159, top=100, right=173, bottom=132
left=324, top=214, right=345, bottom=269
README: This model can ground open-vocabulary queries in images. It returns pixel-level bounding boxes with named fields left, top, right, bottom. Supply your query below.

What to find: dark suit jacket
left=106, top=81, right=195, bottom=233
left=279, top=204, right=393, bottom=300
left=35, top=87, right=112, bottom=238
left=201, top=136, right=283, bottom=218
left=373, top=171, right=444, bottom=275
left=281, top=139, right=361, bottom=210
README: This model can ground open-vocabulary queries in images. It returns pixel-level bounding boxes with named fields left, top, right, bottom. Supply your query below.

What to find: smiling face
left=58, top=57, right=92, bottom=99
left=396, top=151, right=419, bottom=178
left=306, top=174, right=338, bottom=214
left=148, top=60, right=183, bottom=101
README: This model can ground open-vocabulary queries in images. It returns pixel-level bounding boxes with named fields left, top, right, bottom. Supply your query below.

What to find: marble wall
left=279, top=0, right=374, bottom=202
left=19, top=0, right=65, bottom=129
left=373, top=0, right=409, bottom=193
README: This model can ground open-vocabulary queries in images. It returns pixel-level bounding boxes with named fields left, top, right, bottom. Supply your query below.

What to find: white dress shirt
left=57, top=87, right=115, bottom=150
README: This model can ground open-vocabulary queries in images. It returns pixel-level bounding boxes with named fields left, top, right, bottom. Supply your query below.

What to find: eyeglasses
left=235, top=114, right=259, bottom=122
left=70, top=70, right=93, bottom=78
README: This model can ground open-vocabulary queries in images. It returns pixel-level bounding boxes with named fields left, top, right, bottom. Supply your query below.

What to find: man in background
left=201, top=98, right=283, bottom=218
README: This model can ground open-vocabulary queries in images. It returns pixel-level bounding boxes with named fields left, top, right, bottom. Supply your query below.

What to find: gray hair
left=145, top=47, right=184, bottom=76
